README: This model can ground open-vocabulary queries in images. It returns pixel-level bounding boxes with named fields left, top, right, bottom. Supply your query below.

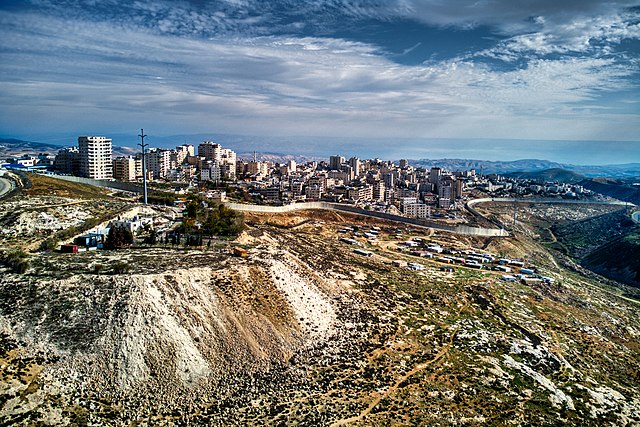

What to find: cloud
left=0, top=1, right=638, bottom=146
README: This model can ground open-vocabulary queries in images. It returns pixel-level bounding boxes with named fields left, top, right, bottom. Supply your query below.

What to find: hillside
left=505, top=168, right=585, bottom=183
left=583, top=230, right=640, bottom=288
left=1, top=195, right=640, bottom=425
left=0, top=138, right=62, bottom=157
left=580, top=179, right=640, bottom=205
left=409, top=158, right=640, bottom=178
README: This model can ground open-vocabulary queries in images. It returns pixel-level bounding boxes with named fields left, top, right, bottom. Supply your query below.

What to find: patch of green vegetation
left=181, top=196, right=245, bottom=237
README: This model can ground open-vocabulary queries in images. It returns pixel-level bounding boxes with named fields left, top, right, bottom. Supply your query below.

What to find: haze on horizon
left=1, top=1, right=639, bottom=163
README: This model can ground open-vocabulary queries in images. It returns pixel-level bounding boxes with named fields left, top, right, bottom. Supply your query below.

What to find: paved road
left=0, top=177, right=14, bottom=198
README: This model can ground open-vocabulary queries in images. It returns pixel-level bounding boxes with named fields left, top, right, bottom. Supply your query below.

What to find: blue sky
left=0, top=0, right=639, bottom=163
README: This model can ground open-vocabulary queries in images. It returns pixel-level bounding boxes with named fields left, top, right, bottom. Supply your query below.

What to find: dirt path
left=330, top=303, right=467, bottom=427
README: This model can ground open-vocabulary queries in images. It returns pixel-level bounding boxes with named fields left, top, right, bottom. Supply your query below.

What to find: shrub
left=1, top=250, right=30, bottom=274
left=112, top=261, right=131, bottom=275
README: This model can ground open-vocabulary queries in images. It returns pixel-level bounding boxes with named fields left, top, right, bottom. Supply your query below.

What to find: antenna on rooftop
left=138, top=129, right=148, bottom=205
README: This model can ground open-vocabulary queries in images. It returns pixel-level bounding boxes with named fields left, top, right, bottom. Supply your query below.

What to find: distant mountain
left=504, top=168, right=586, bottom=183
left=0, top=137, right=137, bottom=158
left=0, top=137, right=62, bottom=157
left=409, top=158, right=640, bottom=178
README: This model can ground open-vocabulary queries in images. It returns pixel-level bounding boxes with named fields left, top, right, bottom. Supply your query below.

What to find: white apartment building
left=402, top=202, right=431, bottom=219
left=147, top=148, right=172, bottom=180
left=200, top=163, right=221, bottom=182
left=78, top=136, right=112, bottom=179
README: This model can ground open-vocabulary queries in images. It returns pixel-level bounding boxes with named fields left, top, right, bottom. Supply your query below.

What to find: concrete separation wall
left=467, top=197, right=633, bottom=208
left=225, top=202, right=509, bottom=237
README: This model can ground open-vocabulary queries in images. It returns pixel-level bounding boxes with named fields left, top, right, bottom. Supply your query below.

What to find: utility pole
left=138, top=129, right=148, bottom=205
left=513, top=197, right=517, bottom=228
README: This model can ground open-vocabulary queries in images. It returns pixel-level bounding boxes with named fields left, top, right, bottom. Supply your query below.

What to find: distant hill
left=583, top=230, right=640, bottom=288
left=0, top=137, right=63, bottom=157
left=410, top=158, right=564, bottom=174
left=504, top=168, right=585, bottom=183
left=0, top=137, right=136, bottom=158
left=409, top=158, right=640, bottom=178
left=579, top=179, right=640, bottom=205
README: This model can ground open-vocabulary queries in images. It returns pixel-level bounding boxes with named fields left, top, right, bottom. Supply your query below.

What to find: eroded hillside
left=1, top=204, right=640, bottom=425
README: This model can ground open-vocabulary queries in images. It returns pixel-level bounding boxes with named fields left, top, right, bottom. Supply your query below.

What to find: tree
left=105, top=226, right=133, bottom=249
left=201, top=203, right=245, bottom=237
left=144, top=229, right=157, bottom=245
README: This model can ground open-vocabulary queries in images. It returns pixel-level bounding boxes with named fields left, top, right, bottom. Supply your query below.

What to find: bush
left=202, top=204, right=246, bottom=237
left=112, top=261, right=131, bottom=275
left=1, top=250, right=30, bottom=274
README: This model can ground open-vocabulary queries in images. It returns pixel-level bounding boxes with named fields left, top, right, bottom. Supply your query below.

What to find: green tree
left=105, top=226, right=133, bottom=249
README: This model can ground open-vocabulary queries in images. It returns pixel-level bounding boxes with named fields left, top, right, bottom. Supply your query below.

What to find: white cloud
left=0, top=3, right=638, bottom=143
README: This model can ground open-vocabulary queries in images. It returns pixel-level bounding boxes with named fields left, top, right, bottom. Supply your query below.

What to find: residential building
left=54, top=147, right=81, bottom=175
left=402, top=202, right=430, bottom=219
left=78, top=136, right=112, bottom=179
left=198, top=141, right=221, bottom=161
left=146, top=148, right=172, bottom=180
left=329, top=155, right=344, bottom=171
left=113, top=156, right=138, bottom=181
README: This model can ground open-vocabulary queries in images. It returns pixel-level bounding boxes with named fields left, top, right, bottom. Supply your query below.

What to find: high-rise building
left=348, top=157, right=361, bottom=177
left=78, top=136, right=112, bottom=179
left=173, top=144, right=194, bottom=166
left=329, top=155, right=344, bottom=171
left=198, top=141, right=221, bottom=161
left=54, top=147, right=80, bottom=175
left=146, top=148, right=172, bottom=180
left=372, top=180, right=385, bottom=201
left=429, top=167, right=442, bottom=193
left=382, top=171, right=395, bottom=189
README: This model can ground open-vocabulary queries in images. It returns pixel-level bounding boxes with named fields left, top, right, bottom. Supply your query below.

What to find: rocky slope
left=1, top=209, right=640, bottom=425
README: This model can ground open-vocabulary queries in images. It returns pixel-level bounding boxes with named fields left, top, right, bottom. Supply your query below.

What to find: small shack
left=60, top=244, right=78, bottom=253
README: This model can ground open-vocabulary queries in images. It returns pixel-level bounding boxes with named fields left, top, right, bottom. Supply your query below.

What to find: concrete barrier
left=467, top=197, right=633, bottom=208
left=225, top=202, right=509, bottom=237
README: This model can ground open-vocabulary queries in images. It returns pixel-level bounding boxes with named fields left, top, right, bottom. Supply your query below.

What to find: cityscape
left=1, top=0, right=640, bottom=425
left=3, top=135, right=599, bottom=221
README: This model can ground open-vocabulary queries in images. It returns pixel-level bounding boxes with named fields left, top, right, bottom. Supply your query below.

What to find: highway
left=0, top=176, right=14, bottom=198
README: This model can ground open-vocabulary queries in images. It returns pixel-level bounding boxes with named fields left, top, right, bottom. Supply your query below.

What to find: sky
left=0, top=0, right=639, bottom=163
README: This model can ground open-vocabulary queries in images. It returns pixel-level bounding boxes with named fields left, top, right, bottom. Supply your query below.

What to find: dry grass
left=25, top=173, right=110, bottom=199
